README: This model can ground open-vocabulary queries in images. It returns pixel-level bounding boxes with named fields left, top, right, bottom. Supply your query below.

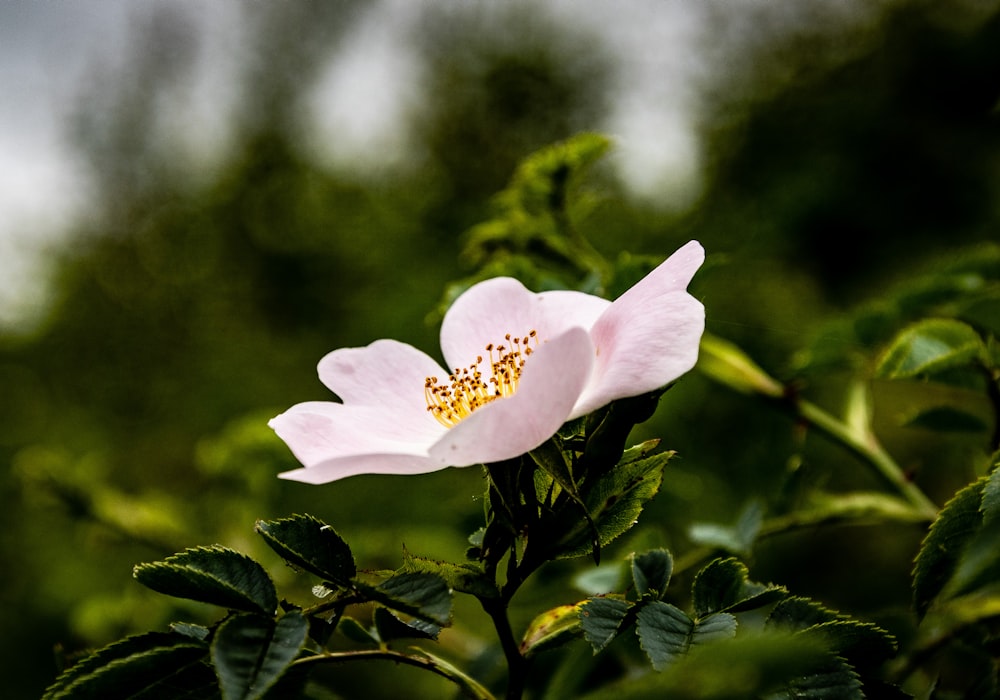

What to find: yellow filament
left=425, top=330, right=537, bottom=427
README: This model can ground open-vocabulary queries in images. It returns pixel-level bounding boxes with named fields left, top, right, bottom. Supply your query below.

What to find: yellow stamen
left=425, top=330, right=538, bottom=427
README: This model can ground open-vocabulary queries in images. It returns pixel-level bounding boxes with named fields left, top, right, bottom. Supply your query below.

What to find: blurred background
left=2, top=0, right=999, bottom=696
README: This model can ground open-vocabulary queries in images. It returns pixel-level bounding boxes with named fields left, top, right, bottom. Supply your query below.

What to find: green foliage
left=211, top=611, right=308, bottom=700
left=41, top=632, right=213, bottom=700
left=692, top=558, right=787, bottom=616
left=913, top=465, right=1000, bottom=617
left=254, top=515, right=356, bottom=586
left=133, top=547, right=278, bottom=616
left=875, top=319, right=987, bottom=379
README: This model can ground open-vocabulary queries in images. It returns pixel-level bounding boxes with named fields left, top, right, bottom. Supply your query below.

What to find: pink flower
left=270, top=241, right=705, bottom=483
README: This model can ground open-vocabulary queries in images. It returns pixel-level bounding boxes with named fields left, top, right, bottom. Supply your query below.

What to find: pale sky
left=0, top=0, right=892, bottom=330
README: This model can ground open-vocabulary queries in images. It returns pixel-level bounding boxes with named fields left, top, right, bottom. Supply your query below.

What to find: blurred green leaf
left=255, top=514, right=356, bottom=586
left=630, top=549, right=673, bottom=601
left=579, top=596, right=630, bottom=653
left=688, top=501, right=764, bottom=557
left=521, top=603, right=584, bottom=657
left=361, top=572, right=452, bottom=627
left=134, top=546, right=277, bottom=615
left=579, top=632, right=831, bottom=700
left=636, top=602, right=737, bottom=671
left=211, top=610, right=308, bottom=700
left=42, top=631, right=212, bottom=700
left=875, top=318, right=985, bottom=379
left=692, top=558, right=787, bottom=616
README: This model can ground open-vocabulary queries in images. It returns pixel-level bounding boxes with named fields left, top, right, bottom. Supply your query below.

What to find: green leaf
left=767, top=597, right=897, bottom=670
left=42, top=631, right=211, bottom=700
left=942, top=467, right=1000, bottom=601
left=903, top=406, right=989, bottom=433
left=372, top=607, right=440, bottom=642
left=255, top=514, right=356, bottom=586
left=765, top=656, right=864, bottom=700
left=692, top=558, right=787, bottom=616
left=134, top=546, right=277, bottom=615
left=211, top=611, right=309, bottom=700
left=875, top=318, right=985, bottom=379
left=521, top=603, right=584, bottom=657
left=360, top=572, right=452, bottom=627
left=635, top=602, right=737, bottom=671
left=401, top=550, right=499, bottom=600
left=688, top=501, right=764, bottom=557
left=630, top=549, right=673, bottom=601
left=579, top=597, right=630, bottom=653
left=577, top=632, right=833, bottom=699
left=912, top=475, right=988, bottom=617
left=557, top=444, right=671, bottom=559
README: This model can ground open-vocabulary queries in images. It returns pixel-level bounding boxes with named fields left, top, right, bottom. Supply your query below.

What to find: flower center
left=425, top=330, right=537, bottom=427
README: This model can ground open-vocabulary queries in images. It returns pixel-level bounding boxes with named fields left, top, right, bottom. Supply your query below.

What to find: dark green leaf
left=875, top=318, right=984, bottom=379
left=42, top=632, right=211, bottom=700
left=692, top=558, right=787, bottom=616
left=943, top=467, right=1000, bottom=601
left=635, top=602, right=736, bottom=671
left=557, top=444, right=671, bottom=559
left=765, top=656, right=864, bottom=700
left=903, top=406, right=989, bottom=433
left=337, top=616, right=379, bottom=646
left=255, top=514, right=356, bottom=586
left=630, top=549, right=673, bottom=601
left=361, top=572, right=452, bottom=627
left=211, top=611, right=309, bottom=700
left=134, top=546, right=277, bottom=615
left=579, top=632, right=830, bottom=699
left=170, top=622, right=211, bottom=642
left=579, top=597, right=630, bottom=653
left=767, top=597, right=897, bottom=669
left=373, top=607, right=440, bottom=642
left=912, top=476, right=987, bottom=617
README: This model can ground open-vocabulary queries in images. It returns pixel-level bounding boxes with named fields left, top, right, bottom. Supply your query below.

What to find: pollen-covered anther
left=425, top=330, right=538, bottom=427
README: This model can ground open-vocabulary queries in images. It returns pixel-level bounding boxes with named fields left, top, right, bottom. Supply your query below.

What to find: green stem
left=292, top=649, right=494, bottom=700
left=791, top=394, right=938, bottom=520
left=480, top=596, right=528, bottom=700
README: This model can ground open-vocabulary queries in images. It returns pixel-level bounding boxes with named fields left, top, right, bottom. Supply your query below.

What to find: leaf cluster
left=43, top=514, right=460, bottom=700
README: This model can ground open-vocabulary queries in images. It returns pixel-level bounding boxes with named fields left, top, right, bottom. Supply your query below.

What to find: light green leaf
left=630, top=549, right=673, bottom=601
left=688, top=501, right=763, bottom=557
left=134, top=546, right=277, bottom=615
left=579, top=597, right=630, bottom=653
left=255, top=514, right=355, bottom=586
left=211, top=611, right=308, bottom=700
left=401, top=549, right=499, bottom=600
left=875, top=318, right=985, bottom=379
left=692, top=558, right=787, bottom=616
left=42, top=631, right=211, bottom=700
left=521, top=603, right=584, bottom=657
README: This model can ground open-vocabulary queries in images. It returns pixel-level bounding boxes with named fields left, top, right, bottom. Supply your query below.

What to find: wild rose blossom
left=270, top=241, right=705, bottom=483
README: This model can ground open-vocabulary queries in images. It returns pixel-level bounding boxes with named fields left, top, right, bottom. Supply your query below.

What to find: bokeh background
left=2, top=1, right=999, bottom=697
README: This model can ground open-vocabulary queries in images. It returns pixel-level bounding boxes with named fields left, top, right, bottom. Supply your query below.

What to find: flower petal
left=269, top=401, right=444, bottom=471
left=317, top=339, right=446, bottom=436
left=439, top=277, right=610, bottom=371
left=428, top=326, right=595, bottom=466
left=279, top=452, right=445, bottom=483
left=571, top=241, right=705, bottom=417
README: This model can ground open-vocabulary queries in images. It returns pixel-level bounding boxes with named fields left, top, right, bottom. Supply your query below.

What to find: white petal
left=279, top=452, right=446, bottom=483
left=439, top=277, right=610, bottom=372
left=572, top=241, right=705, bottom=417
